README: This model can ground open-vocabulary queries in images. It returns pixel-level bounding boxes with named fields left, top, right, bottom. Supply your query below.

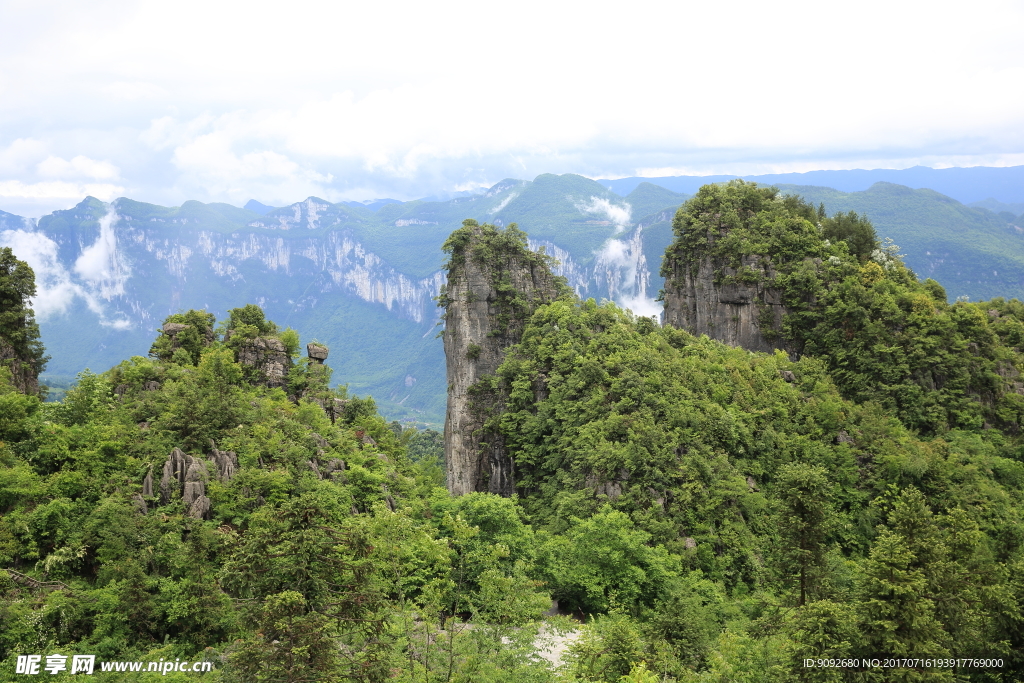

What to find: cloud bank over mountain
left=1, top=0, right=1023, bottom=216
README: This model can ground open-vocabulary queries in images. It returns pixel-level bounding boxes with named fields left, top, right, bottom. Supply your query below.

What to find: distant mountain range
left=2, top=169, right=1024, bottom=425
left=600, top=165, right=1024, bottom=205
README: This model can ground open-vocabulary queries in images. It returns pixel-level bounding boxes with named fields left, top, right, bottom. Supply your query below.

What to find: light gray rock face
left=306, top=342, right=329, bottom=362
left=662, top=253, right=787, bottom=354
left=237, top=337, right=289, bottom=388
left=443, top=226, right=562, bottom=497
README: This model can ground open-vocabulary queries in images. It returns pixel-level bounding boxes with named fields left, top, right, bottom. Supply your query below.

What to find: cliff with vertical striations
left=441, top=220, right=565, bottom=496
left=661, top=181, right=793, bottom=354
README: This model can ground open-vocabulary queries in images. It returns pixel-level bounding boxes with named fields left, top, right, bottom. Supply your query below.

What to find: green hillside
left=624, top=182, right=690, bottom=220
left=13, top=174, right=1024, bottom=429
left=779, top=182, right=1024, bottom=301
left=4, top=202, right=1024, bottom=681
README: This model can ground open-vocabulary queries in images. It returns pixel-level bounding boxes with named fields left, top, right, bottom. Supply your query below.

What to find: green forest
left=2, top=181, right=1023, bottom=682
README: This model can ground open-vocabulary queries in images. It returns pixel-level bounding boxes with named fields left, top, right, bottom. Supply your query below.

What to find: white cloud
left=617, top=293, right=662, bottom=319
left=0, top=0, right=1022, bottom=206
left=0, top=205, right=133, bottom=328
left=74, top=207, right=130, bottom=300
left=37, top=155, right=120, bottom=180
left=0, top=228, right=80, bottom=318
left=575, top=197, right=632, bottom=232
left=0, top=180, right=124, bottom=201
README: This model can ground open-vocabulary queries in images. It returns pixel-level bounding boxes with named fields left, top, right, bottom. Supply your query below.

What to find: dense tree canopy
left=2, top=183, right=1024, bottom=681
left=0, top=247, right=47, bottom=395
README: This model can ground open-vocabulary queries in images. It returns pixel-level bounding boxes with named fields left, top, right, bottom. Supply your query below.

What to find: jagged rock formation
left=155, top=444, right=238, bottom=519
left=236, top=337, right=290, bottom=388
left=0, top=341, right=41, bottom=395
left=209, top=441, right=239, bottom=482
left=162, top=321, right=215, bottom=345
left=442, top=221, right=564, bottom=496
left=662, top=252, right=787, bottom=353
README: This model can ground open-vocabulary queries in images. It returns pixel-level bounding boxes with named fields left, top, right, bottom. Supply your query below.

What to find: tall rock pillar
left=441, top=220, right=563, bottom=496
left=661, top=181, right=791, bottom=354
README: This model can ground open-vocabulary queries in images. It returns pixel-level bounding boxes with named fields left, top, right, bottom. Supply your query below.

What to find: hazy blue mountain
left=341, top=198, right=402, bottom=212
left=601, top=165, right=1024, bottom=205
left=0, top=208, right=28, bottom=229
left=969, top=198, right=1024, bottom=217
left=244, top=199, right=278, bottom=215
left=6, top=172, right=1024, bottom=426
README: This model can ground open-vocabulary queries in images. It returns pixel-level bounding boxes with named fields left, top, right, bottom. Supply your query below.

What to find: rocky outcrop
left=0, top=342, right=40, bottom=395
left=307, top=342, right=329, bottom=363
left=154, top=444, right=238, bottom=519
left=662, top=253, right=787, bottom=353
left=158, top=447, right=210, bottom=518
left=442, top=221, right=563, bottom=496
left=236, top=337, right=289, bottom=388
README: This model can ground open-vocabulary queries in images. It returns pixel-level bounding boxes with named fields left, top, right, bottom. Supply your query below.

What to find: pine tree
left=775, top=463, right=835, bottom=606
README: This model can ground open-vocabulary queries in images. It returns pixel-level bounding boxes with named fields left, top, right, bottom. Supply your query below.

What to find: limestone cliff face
left=442, top=222, right=563, bottom=496
left=662, top=252, right=786, bottom=354
left=236, top=337, right=290, bottom=388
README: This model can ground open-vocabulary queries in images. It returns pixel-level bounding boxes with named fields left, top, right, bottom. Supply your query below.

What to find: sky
left=2, top=0, right=1023, bottom=217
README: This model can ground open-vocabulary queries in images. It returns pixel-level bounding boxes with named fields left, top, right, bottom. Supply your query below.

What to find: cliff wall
left=442, top=221, right=563, bottom=496
left=662, top=252, right=786, bottom=353
left=661, top=182, right=794, bottom=354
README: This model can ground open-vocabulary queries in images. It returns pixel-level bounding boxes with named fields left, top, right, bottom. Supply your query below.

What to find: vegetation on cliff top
left=4, top=189, right=1024, bottom=682
left=665, top=180, right=1024, bottom=435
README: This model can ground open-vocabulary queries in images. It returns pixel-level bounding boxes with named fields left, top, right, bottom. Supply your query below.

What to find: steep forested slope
left=4, top=191, right=1024, bottom=682
left=5, top=174, right=1024, bottom=427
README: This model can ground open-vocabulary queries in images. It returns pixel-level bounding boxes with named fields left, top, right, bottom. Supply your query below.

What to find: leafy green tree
left=821, top=210, right=878, bottom=262
left=567, top=612, right=648, bottom=683
left=229, top=590, right=339, bottom=683
left=227, top=303, right=278, bottom=337
left=540, top=507, right=679, bottom=614
left=856, top=529, right=949, bottom=670
left=774, top=463, right=836, bottom=605
left=0, top=247, right=48, bottom=395
left=784, top=600, right=858, bottom=682
left=222, top=493, right=392, bottom=682
left=157, top=347, right=247, bottom=451
left=149, top=309, right=217, bottom=365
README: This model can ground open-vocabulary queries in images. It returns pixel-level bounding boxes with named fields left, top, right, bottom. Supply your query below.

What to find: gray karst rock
left=142, top=466, right=154, bottom=497
left=183, top=480, right=205, bottom=507
left=159, top=447, right=208, bottom=506
left=131, top=493, right=148, bottom=515
left=161, top=322, right=190, bottom=336
left=441, top=221, right=563, bottom=496
left=0, top=341, right=40, bottom=396
left=187, top=495, right=211, bottom=520
left=662, top=252, right=788, bottom=353
left=236, top=337, right=289, bottom=387
left=158, top=321, right=215, bottom=351
left=208, top=443, right=238, bottom=482
left=307, top=343, right=329, bottom=362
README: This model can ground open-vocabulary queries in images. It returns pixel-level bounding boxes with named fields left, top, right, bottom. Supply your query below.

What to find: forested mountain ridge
left=2, top=174, right=1024, bottom=425
left=3, top=186, right=1024, bottom=681
left=436, top=186, right=1024, bottom=679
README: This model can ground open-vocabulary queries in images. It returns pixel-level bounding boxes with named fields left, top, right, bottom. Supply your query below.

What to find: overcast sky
left=2, top=0, right=1023, bottom=216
